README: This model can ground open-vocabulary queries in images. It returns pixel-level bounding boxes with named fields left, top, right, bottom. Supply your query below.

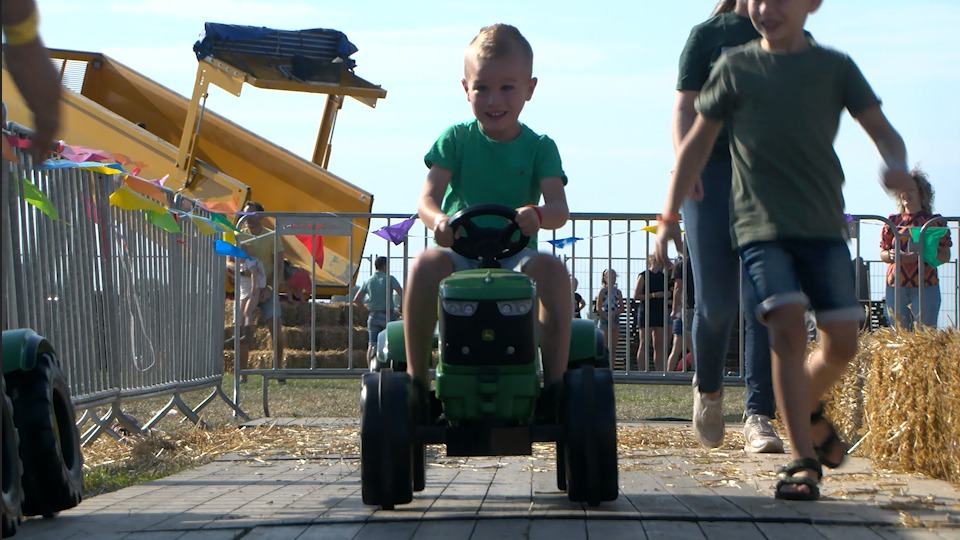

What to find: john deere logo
left=481, top=329, right=495, bottom=341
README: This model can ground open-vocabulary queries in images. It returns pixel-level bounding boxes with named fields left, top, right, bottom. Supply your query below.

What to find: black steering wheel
left=448, top=204, right=530, bottom=268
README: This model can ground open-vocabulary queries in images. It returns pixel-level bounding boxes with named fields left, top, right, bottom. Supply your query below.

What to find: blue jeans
left=682, top=158, right=774, bottom=418
left=885, top=284, right=941, bottom=330
left=739, top=240, right=863, bottom=324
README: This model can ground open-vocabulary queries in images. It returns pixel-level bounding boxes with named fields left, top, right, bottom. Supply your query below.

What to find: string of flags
left=9, top=134, right=741, bottom=264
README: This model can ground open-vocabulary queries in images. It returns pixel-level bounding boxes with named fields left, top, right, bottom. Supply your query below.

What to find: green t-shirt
left=425, top=120, right=567, bottom=248
left=677, top=12, right=760, bottom=160
left=359, top=272, right=401, bottom=312
left=696, top=41, right=880, bottom=248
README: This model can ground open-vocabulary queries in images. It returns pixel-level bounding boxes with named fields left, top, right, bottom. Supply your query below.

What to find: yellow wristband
left=3, top=8, right=40, bottom=46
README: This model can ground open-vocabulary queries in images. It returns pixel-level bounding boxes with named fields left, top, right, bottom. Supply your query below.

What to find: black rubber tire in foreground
left=6, top=353, right=83, bottom=517
left=359, top=368, right=414, bottom=509
left=1, top=376, right=23, bottom=538
left=561, top=364, right=619, bottom=505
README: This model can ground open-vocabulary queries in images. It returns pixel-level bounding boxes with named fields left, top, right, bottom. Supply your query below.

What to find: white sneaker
left=692, top=382, right=725, bottom=448
left=743, top=414, right=785, bottom=454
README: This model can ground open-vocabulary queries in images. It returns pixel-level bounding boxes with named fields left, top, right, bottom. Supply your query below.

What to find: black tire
left=562, top=364, right=618, bottom=505
left=6, top=353, right=83, bottom=517
left=413, top=444, right=426, bottom=492
left=556, top=441, right=566, bottom=492
left=359, top=369, right=413, bottom=509
left=1, top=377, right=23, bottom=538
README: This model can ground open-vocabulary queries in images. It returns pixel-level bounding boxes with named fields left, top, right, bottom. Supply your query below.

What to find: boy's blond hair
left=467, top=24, right=533, bottom=72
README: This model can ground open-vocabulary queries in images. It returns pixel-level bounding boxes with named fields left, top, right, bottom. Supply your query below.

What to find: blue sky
left=37, top=0, right=960, bottom=262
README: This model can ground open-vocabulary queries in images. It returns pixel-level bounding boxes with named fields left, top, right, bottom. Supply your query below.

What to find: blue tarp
left=193, top=23, right=358, bottom=63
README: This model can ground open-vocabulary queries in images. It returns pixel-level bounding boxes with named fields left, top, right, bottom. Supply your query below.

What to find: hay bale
left=831, top=327, right=959, bottom=485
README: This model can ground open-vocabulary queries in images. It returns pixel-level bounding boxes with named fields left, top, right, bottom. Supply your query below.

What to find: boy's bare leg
left=767, top=303, right=818, bottom=496
left=805, top=319, right=859, bottom=464
left=404, top=250, right=453, bottom=389
left=524, top=254, right=572, bottom=386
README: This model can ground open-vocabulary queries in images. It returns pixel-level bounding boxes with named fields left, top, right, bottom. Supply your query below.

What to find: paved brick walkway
left=17, top=420, right=960, bottom=540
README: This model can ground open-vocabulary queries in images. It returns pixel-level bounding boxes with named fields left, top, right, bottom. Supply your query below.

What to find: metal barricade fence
left=5, top=144, right=956, bottom=421
left=2, top=136, right=242, bottom=444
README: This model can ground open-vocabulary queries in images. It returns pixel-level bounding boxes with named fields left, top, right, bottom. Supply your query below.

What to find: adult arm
left=671, top=91, right=705, bottom=201
left=2, top=0, right=61, bottom=161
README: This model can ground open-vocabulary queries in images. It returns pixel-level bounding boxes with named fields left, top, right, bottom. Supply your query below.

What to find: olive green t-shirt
left=696, top=41, right=880, bottom=248
left=676, top=12, right=760, bottom=160
left=425, top=120, right=567, bottom=248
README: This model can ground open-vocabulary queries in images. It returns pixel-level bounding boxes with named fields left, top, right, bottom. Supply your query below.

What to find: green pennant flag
left=209, top=212, right=240, bottom=232
left=908, top=227, right=950, bottom=268
left=21, top=177, right=60, bottom=222
left=146, top=210, right=181, bottom=234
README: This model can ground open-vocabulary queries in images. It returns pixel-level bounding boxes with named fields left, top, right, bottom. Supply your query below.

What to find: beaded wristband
left=658, top=212, right=680, bottom=224
left=523, top=205, right=543, bottom=224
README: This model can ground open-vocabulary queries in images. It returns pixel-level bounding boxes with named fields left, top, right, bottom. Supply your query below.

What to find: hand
left=654, top=221, right=682, bottom=270
left=515, top=206, right=542, bottom=236
left=899, top=250, right=919, bottom=264
left=881, top=164, right=913, bottom=193
left=433, top=214, right=454, bottom=247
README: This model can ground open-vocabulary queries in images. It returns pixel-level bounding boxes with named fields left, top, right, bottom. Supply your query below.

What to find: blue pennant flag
left=546, top=236, right=583, bottom=249
left=213, top=238, right=251, bottom=259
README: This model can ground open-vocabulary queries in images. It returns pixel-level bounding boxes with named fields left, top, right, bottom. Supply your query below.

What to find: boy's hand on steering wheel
left=515, top=206, right=542, bottom=236
left=433, top=214, right=455, bottom=247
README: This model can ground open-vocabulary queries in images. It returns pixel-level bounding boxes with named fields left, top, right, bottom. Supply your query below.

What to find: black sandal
left=775, top=457, right=822, bottom=501
left=811, top=403, right=848, bottom=469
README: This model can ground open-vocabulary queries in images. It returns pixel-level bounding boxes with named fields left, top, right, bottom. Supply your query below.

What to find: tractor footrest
left=445, top=425, right=532, bottom=456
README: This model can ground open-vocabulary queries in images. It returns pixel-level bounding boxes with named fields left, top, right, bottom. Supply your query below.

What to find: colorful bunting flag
left=109, top=185, right=167, bottom=214
left=39, top=160, right=125, bottom=175
left=296, top=235, right=325, bottom=267
left=546, top=236, right=583, bottom=249
left=123, top=175, right=166, bottom=204
left=21, top=177, right=60, bottom=221
left=189, top=215, right=218, bottom=235
left=908, top=227, right=950, bottom=268
left=213, top=238, right=252, bottom=259
left=372, top=216, right=418, bottom=245
left=146, top=210, right=181, bottom=234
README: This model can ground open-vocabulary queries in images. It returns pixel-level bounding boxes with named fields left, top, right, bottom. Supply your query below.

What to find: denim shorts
left=257, top=290, right=279, bottom=322
left=739, top=239, right=863, bottom=324
left=367, top=312, right=396, bottom=344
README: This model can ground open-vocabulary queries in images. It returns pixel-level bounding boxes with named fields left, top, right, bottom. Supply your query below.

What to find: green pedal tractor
left=360, top=205, right=618, bottom=509
left=2, top=329, right=84, bottom=537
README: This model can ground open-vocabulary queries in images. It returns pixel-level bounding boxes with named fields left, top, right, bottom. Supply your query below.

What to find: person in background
left=879, top=168, right=952, bottom=330
left=231, top=201, right=287, bottom=384
left=2, top=0, right=61, bottom=162
left=402, top=24, right=572, bottom=417
left=234, top=255, right=267, bottom=332
left=633, top=256, right=669, bottom=371
left=353, top=256, right=403, bottom=361
left=572, top=276, right=586, bottom=319
left=671, top=0, right=782, bottom=455
left=595, top=269, right=624, bottom=360
left=656, top=0, right=915, bottom=500
left=668, top=255, right=695, bottom=371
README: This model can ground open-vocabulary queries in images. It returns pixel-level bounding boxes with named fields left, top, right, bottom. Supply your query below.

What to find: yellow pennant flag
left=109, top=185, right=167, bottom=215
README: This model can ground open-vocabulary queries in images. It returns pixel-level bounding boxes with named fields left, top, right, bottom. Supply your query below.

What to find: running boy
left=654, top=0, right=914, bottom=501
left=403, top=23, right=572, bottom=398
